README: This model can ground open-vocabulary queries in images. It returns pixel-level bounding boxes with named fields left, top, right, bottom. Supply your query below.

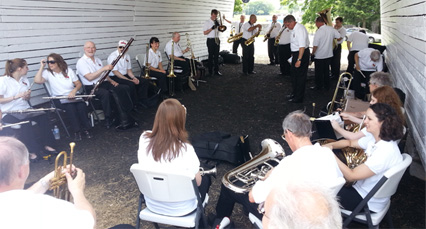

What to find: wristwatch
left=297, top=58, right=302, bottom=61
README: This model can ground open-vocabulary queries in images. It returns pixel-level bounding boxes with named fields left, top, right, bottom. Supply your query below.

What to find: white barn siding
left=381, top=0, right=426, bottom=168
left=0, top=0, right=234, bottom=104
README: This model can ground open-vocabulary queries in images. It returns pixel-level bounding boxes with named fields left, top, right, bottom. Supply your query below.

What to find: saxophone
left=222, top=139, right=286, bottom=193
left=244, top=26, right=262, bottom=46
left=274, top=26, right=287, bottom=46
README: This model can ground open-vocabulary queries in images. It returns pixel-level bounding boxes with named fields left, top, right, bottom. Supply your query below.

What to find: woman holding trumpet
left=34, top=53, right=92, bottom=142
left=0, top=58, right=57, bottom=160
left=137, top=99, right=211, bottom=216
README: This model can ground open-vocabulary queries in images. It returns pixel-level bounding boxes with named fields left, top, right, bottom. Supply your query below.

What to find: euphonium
left=315, top=139, right=366, bottom=170
left=167, top=41, right=176, bottom=96
left=227, top=32, right=243, bottom=43
left=244, top=27, right=262, bottom=46
left=222, top=139, right=285, bottom=193
left=327, top=72, right=353, bottom=114
left=144, top=43, right=151, bottom=79
left=49, top=142, right=75, bottom=201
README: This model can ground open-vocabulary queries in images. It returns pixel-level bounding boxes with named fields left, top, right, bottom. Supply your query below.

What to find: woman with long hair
left=325, top=103, right=404, bottom=212
left=137, top=99, right=211, bottom=216
left=34, top=53, right=92, bottom=141
left=0, top=58, right=57, bottom=159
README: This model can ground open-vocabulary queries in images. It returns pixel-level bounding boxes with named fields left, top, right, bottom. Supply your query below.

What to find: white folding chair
left=341, top=153, right=412, bottom=228
left=130, top=164, right=208, bottom=229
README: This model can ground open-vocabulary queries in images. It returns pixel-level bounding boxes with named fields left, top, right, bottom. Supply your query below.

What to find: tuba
left=327, top=72, right=353, bottom=115
left=318, top=8, right=337, bottom=49
left=49, top=142, right=75, bottom=201
left=222, top=139, right=286, bottom=193
left=244, top=26, right=262, bottom=46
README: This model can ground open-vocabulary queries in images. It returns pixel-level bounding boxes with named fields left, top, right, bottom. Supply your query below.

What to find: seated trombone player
left=164, top=32, right=191, bottom=76
left=34, top=53, right=92, bottom=142
left=215, top=111, right=343, bottom=221
left=0, top=136, right=95, bottom=228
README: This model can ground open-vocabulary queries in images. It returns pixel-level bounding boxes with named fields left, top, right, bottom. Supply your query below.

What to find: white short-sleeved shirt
left=336, top=26, right=346, bottom=45
left=145, top=48, right=162, bottom=69
left=242, top=22, right=258, bottom=40
left=76, top=54, right=104, bottom=85
left=107, top=50, right=131, bottom=76
left=203, top=19, right=217, bottom=38
left=313, top=24, right=341, bottom=59
left=290, top=22, right=310, bottom=52
left=137, top=131, right=200, bottom=216
left=348, top=31, right=369, bottom=51
left=0, top=76, right=31, bottom=115
left=233, top=21, right=245, bottom=34
left=0, top=190, right=94, bottom=229
left=267, top=22, right=282, bottom=38
left=251, top=143, right=343, bottom=203
left=164, top=39, right=184, bottom=58
left=278, top=27, right=291, bottom=45
left=357, top=48, right=383, bottom=72
left=355, top=136, right=403, bottom=212
left=41, top=68, right=78, bottom=96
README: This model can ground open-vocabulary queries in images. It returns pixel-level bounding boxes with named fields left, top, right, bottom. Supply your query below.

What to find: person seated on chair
left=145, top=37, right=169, bottom=99
left=34, top=53, right=92, bottom=142
left=164, top=32, right=191, bottom=76
left=0, top=136, right=95, bottom=228
left=76, top=41, right=137, bottom=130
left=107, top=40, right=149, bottom=110
left=137, top=99, right=211, bottom=216
left=332, top=85, right=405, bottom=140
left=215, top=111, right=343, bottom=220
left=0, top=58, right=57, bottom=160
left=262, top=180, right=342, bottom=229
left=353, top=48, right=383, bottom=100
left=324, top=103, right=404, bottom=213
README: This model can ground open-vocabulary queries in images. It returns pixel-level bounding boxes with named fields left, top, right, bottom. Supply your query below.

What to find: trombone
left=144, top=43, right=151, bottom=79
left=185, top=33, right=197, bottom=91
left=327, top=72, right=353, bottom=114
left=167, top=41, right=176, bottom=97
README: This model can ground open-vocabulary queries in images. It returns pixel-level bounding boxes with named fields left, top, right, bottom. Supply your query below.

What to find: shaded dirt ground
left=27, top=55, right=424, bottom=228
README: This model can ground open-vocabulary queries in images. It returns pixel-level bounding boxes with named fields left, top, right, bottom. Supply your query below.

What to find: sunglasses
left=118, top=46, right=125, bottom=49
left=46, top=61, right=56, bottom=64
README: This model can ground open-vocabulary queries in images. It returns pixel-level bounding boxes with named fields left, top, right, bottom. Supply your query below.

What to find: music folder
left=314, top=113, right=343, bottom=140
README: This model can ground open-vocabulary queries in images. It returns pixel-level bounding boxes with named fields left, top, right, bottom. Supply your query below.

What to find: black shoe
left=310, top=86, right=321, bottom=91
left=74, top=132, right=82, bottom=142
left=105, top=118, right=114, bottom=129
left=248, top=71, right=256, bottom=74
left=83, top=130, right=92, bottom=139
left=215, top=71, right=223, bottom=76
left=286, top=94, right=295, bottom=99
left=288, top=98, right=303, bottom=103
left=115, top=122, right=138, bottom=131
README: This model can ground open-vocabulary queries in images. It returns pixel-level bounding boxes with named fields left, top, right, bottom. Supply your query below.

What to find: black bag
left=219, top=51, right=241, bottom=64
left=191, top=132, right=250, bottom=165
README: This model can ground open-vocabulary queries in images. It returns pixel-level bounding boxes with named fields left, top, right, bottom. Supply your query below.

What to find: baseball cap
left=118, top=40, right=128, bottom=47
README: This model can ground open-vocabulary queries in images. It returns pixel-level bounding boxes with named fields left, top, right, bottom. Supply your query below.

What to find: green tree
left=245, top=0, right=274, bottom=15
left=234, top=0, right=243, bottom=14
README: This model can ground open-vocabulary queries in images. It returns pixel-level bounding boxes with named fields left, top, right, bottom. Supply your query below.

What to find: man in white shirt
left=203, top=9, right=222, bottom=76
left=265, top=15, right=282, bottom=65
left=215, top=111, right=343, bottom=220
left=164, top=32, right=191, bottom=76
left=284, top=15, right=310, bottom=103
left=0, top=136, right=95, bottom=229
left=223, top=14, right=246, bottom=54
left=76, top=41, right=137, bottom=130
left=277, top=19, right=292, bottom=77
left=330, top=17, right=346, bottom=79
left=241, top=14, right=262, bottom=75
left=108, top=40, right=149, bottom=109
left=353, top=48, right=383, bottom=99
left=310, top=16, right=341, bottom=91
left=346, top=30, right=369, bottom=74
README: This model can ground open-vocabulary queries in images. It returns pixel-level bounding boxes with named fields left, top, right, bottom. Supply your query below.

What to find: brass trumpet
left=49, top=142, right=75, bottom=201
left=227, top=32, right=243, bottom=43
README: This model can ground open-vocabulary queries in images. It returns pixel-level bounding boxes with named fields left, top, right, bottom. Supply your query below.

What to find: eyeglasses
left=257, top=202, right=269, bottom=219
left=281, top=134, right=286, bottom=141
left=118, top=46, right=125, bottom=49
left=182, top=104, right=187, bottom=114
left=46, top=61, right=56, bottom=64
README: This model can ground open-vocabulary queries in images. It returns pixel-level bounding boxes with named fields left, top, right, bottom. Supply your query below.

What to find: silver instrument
left=327, top=72, right=353, bottom=115
left=42, top=95, right=95, bottom=100
left=4, top=108, right=55, bottom=114
left=1, top=121, right=30, bottom=128
left=199, top=167, right=217, bottom=177
left=222, top=139, right=286, bottom=193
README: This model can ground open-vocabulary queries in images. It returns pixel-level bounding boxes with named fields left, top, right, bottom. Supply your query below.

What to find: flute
left=42, top=95, right=95, bottom=100
left=1, top=121, right=30, bottom=128
left=4, top=108, right=55, bottom=114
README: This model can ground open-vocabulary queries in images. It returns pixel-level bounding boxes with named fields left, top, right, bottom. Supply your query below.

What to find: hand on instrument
left=355, top=65, right=361, bottom=71
left=66, top=167, right=86, bottom=196
left=103, top=64, right=113, bottom=71
left=160, top=69, right=166, bottom=74
left=340, top=112, right=354, bottom=121
left=211, top=25, right=217, bottom=30
left=184, top=47, right=190, bottom=53
left=110, top=80, right=119, bottom=87
left=22, top=90, right=31, bottom=101
left=257, top=24, right=262, bottom=29
left=323, top=144, right=333, bottom=150
left=67, top=91, right=77, bottom=99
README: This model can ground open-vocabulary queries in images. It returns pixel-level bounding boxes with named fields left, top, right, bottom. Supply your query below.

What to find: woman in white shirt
left=137, top=98, right=211, bottom=216
left=145, top=37, right=168, bottom=98
left=34, top=53, right=92, bottom=142
left=325, top=103, right=404, bottom=213
left=0, top=58, right=57, bottom=160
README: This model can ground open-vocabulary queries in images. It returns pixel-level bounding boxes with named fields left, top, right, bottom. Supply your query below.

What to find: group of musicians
left=0, top=8, right=406, bottom=228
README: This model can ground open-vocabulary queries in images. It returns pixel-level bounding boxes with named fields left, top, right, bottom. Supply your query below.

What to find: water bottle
left=52, top=125, right=60, bottom=140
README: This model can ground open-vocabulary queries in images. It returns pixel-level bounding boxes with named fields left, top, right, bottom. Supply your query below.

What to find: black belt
left=207, top=38, right=215, bottom=39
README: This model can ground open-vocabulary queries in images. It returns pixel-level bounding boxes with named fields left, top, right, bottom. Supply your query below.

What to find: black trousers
left=279, top=44, right=291, bottom=75
left=330, top=44, right=342, bottom=77
left=215, top=184, right=262, bottom=219
left=149, top=70, right=168, bottom=94
left=232, top=39, right=243, bottom=54
left=206, top=38, right=220, bottom=74
left=175, top=57, right=190, bottom=76
left=53, top=100, right=91, bottom=133
left=353, top=70, right=374, bottom=100
left=3, top=113, right=56, bottom=155
left=268, top=38, right=279, bottom=64
left=242, top=39, right=255, bottom=73
left=314, top=57, right=332, bottom=90
left=110, top=75, right=149, bottom=104
left=346, top=50, right=359, bottom=74
left=338, top=186, right=365, bottom=211
left=291, top=48, right=310, bottom=101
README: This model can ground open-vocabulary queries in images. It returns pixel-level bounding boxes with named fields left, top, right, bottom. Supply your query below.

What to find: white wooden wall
left=0, top=0, right=234, bottom=104
left=381, top=0, right=426, bottom=167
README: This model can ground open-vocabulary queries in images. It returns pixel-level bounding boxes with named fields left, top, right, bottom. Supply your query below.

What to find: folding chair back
left=42, top=83, right=71, bottom=137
